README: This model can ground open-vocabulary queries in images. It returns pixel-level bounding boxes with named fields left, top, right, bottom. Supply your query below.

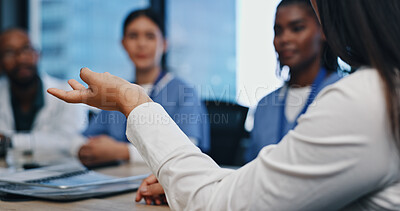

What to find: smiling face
left=0, top=29, right=39, bottom=87
left=122, top=16, right=166, bottom=72
left=273, top=4, right=324, bottom=72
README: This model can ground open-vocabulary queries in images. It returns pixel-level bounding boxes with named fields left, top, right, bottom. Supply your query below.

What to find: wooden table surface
left=0, top=161, right=170, bottom=211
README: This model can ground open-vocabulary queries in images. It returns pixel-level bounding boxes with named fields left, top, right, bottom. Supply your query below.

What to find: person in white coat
left=48, top=0, right=400, bottom=209
left=0, top=28, right=86, bottom=162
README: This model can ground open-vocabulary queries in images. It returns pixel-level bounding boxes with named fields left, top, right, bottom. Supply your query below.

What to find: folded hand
left=136, top=174, right=167, bottom=205
left=79, top=135, right=130, bottom=165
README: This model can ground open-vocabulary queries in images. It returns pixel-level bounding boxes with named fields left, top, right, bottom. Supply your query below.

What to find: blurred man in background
left=0, top=28, right=87, bottom=166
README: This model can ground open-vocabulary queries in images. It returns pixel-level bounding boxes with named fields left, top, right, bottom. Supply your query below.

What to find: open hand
left=47, top=68, right=152, bottom=117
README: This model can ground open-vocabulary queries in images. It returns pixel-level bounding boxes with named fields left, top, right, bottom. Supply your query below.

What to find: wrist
left=118, top=84, right=152, bottom=117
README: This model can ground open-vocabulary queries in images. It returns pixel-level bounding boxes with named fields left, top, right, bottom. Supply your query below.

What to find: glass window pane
left=167, top=0, right=236, bottom=102
left=237, top=0, right=282, bottom=107
left=30, top=0, right=149, bottom=81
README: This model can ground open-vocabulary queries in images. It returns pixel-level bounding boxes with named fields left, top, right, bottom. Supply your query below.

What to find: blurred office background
left=1, top=0, right=283, bottom=165
left=0, top=0, right=282, bottom=107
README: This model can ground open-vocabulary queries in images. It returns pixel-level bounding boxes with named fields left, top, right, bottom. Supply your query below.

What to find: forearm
left=124, top=99, right=393, bottom=211
left=128, top=145, right=146, bottom=164
left=126, top=103, right=232, bottom=210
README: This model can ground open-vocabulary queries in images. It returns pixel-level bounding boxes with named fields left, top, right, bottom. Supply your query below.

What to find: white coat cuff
left=126, top=102, right=199, bottom=174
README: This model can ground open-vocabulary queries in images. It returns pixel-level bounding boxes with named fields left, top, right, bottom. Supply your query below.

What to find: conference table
left=0, top=160, right=170, bottom=211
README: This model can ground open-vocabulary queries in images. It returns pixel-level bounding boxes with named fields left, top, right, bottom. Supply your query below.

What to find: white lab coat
left=0, top=75, right=87, bottom=156
left=126, top=68, right=400, bottom=211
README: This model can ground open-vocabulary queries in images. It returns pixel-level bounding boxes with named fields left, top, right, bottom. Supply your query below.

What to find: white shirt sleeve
left=126, top=69, right=400, bottom=210
left=128, top=138, right=198, bottom=164
left=128, top=144, right=145, bottom=164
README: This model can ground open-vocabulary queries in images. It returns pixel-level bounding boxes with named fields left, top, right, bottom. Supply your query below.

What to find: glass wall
left=30, top=0, right=149, bottom=81
left=167, top=0, right=237, bottom=102
left=30, top=0, right=284, bottom=105
left=237, top=0, right=282, bottom=107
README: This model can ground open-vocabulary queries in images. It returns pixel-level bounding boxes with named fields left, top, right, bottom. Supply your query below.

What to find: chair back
left=204, top=100, right=249, bottom=166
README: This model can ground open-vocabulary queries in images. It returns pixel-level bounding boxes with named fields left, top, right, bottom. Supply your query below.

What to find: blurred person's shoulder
left=165, top=73, right=198, bottom=93
left=256, top=86, right=284, bottom=109
left=167, top=73, right=191, bottom=87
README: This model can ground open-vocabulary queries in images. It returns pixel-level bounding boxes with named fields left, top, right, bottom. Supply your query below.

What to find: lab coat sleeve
left=125, top=70, right=399, bottom=210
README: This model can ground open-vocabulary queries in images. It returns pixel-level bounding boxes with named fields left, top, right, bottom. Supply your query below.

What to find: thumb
left=79, top=67, right=97, bottom=86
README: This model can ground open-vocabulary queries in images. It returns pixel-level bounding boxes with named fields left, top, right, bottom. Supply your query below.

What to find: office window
left=30, top=0, right=285, bottom=106
left=237, top=0, right=282, bottom=107
left=167, top=0, right=283, bottom=106
left=29, top=0, right=149, bottom=81
left=167, top=0, right=237, bottom=102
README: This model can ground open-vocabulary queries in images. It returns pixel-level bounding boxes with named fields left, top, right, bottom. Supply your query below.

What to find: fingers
left=47, top=88, right=85, bottom=103
left=154, top=196, right=163, bottom=205
left=140, top=183, right=165, bottom=196
left=136, top=175, right=154, bottom=202
left=68, top=79, right=86, bottom=90
left=79, top=67, right=95, bottom=85
left=142, top=195, right=167, bottom=205
left=135, top=174, right=159, bottom=200
left=135, top=174, right=165, bottom=204
left=136, top=180, right=148, bottom=202
left=80, top=67, right=104, bottom=87
left=145, top=197, right=153, bottom=205
left=47, top=88, right=65, bottom=99
left=143, top=174, right=158, bottom=184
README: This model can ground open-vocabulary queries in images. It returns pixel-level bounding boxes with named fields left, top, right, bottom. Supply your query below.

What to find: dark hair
left=276, top=0, right=338, bottom=73
left=315, top=0, right=400, bottom=145
left=122, top=8, right=167, bottom=70
left=122, top=8, right=165, bottom=37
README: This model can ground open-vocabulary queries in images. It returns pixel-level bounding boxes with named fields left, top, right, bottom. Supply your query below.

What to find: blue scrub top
left=83, top=75, right=210, bottom=152
left=245, top=72, right=342, bottom=162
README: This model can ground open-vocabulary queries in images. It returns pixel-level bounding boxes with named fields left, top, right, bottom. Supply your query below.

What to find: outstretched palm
left=47, top=68, right=152, bottom=116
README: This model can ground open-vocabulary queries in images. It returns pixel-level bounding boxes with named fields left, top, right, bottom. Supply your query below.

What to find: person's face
left=122, top=16, right=166, bottom=72
left=273, top=5, right=323, bottom=71
left=0, top=30, right=39, bottom=87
